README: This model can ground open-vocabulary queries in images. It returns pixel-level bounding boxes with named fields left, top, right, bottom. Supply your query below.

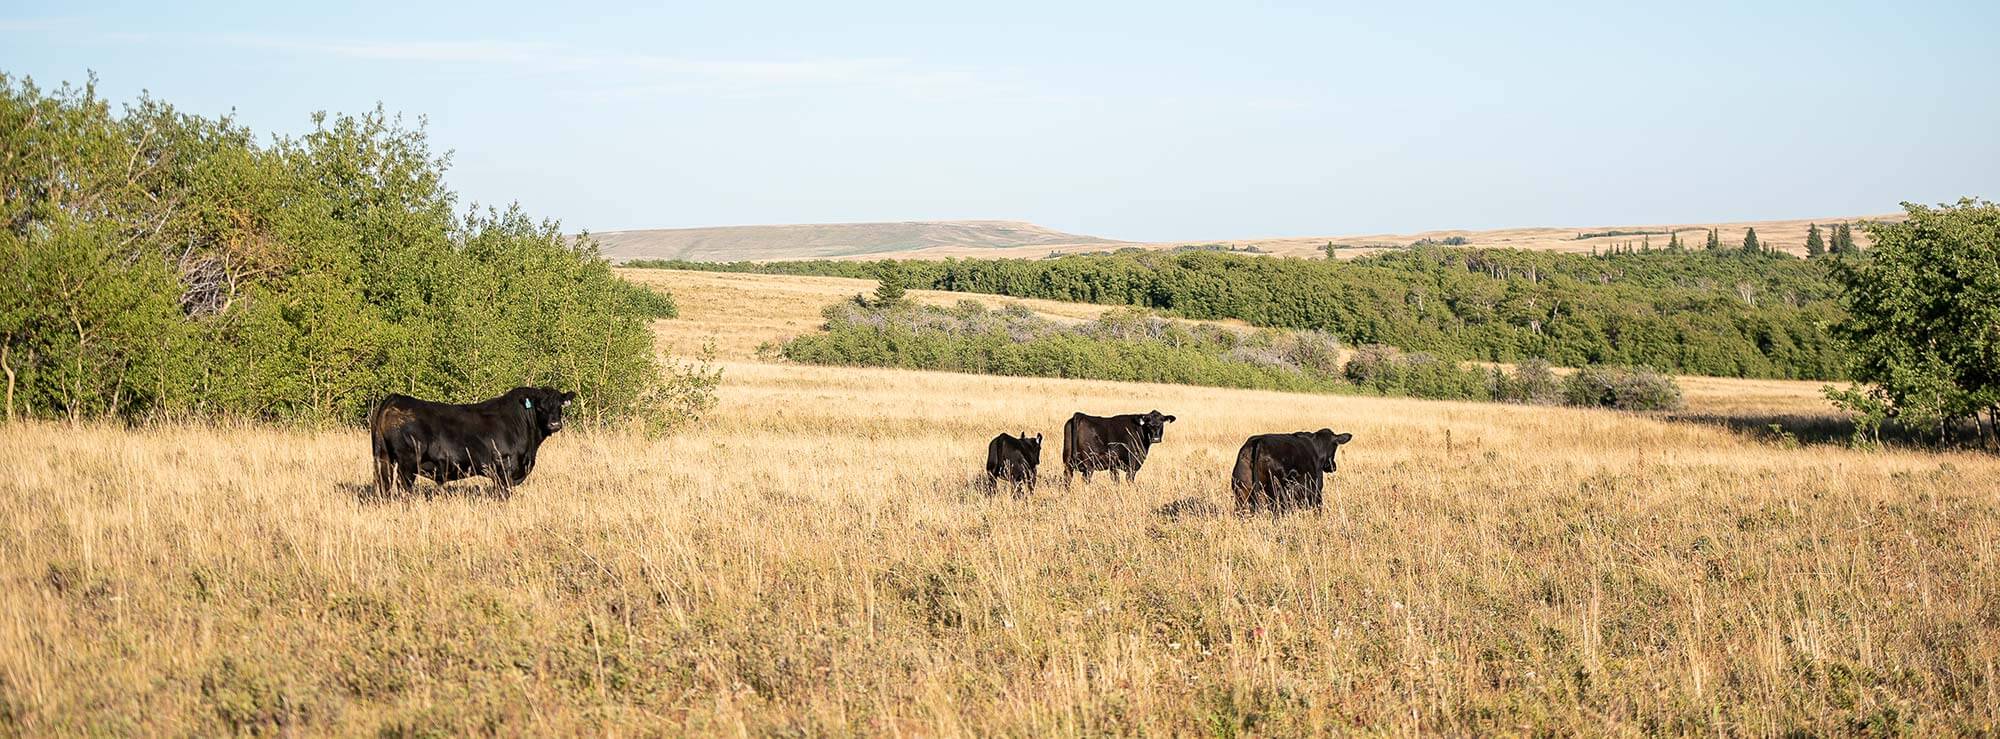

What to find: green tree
left=872, top=259, right=909, bottom=306
left=0, top=73, right=712, bottom=428
left=1805, top=223, right=1826, bottom=257
left=1741, top=227, right=1760, bottom=253
left=1829, top=199, right=2000, bottom=446
left=1705, top=228, right=1722, bottom=251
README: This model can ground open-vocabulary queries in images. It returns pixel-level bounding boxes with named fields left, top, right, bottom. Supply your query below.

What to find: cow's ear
left=1163, top=415, right=1177, bottom=423
left=561, top=391, right=576, bottom=403
left=1334, top=432, right=1353, bottom=444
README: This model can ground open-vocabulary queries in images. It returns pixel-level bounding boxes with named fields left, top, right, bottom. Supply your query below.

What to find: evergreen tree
left=872, top=260, right=909, bottom=306
left=1805, top=223, right=1826, bottom=257
left=1741, top=227, right=1760, bottom=253
left=1667, top=231, right=1683, bottom=250
left=1705, top=228, right=1722, bottom=251
left=1832, top=223, right=1858, bottom=254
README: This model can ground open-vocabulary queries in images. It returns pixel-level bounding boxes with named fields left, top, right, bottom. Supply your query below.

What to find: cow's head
left=1137, top=410, right=1177, bottom=444
left=1019, top=431, right=1043, bottom=465
left=519, top=387, right=577, bottom=434
left=1309, top=428, right=1354, bottom=472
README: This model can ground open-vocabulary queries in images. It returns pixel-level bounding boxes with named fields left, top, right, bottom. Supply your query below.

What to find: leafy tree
left=1805, top=223, right=1825, bottom=257
left=0, top=73, right=711, bottom=427
left=1828, top=199, right=2000, bottom=446
left=1741, top=227, right=1760, bottom=253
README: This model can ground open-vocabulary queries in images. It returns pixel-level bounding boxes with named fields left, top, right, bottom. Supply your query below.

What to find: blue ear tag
left=524, top=398, right=533, bottom=409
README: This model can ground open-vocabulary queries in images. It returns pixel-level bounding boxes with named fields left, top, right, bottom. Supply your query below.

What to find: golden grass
left=4, top=272, right=1993, bottom=734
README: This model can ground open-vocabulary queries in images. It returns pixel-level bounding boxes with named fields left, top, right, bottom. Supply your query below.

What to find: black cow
left=1230, top=429, right=1353, bottom=514
left=370, top=387, right=576, bottom=497
left=1062, top=410, right=1176, bottom=484
left=985, top=431, right=1043, bottom=496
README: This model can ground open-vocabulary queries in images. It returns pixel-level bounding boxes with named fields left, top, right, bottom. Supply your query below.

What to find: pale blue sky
left=5, top=1, right=1996, bottom=241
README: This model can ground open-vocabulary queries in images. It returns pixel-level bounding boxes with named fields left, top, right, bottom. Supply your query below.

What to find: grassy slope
left=3, top=270, right=1995, bottom=735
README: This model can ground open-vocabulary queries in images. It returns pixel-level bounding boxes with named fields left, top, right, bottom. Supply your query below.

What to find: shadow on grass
left=338, top=480, right=517, bottom=505
left=1666, top=412, right=1860, bottom=447
left=1667, top=411, right=1997, bottom=453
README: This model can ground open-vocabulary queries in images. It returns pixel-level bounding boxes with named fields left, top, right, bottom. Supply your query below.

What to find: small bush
left=1492, top=358, right=1562, bottom=405
left=1561, top=366, right=1684, bottom=411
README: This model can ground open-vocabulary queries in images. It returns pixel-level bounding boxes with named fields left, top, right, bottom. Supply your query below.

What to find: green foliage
left=1705, top=229, right=1722, bottom=251
left=0, top=74, right=709, bottom=427
left=1805, top=223, right=1826, bottom=257
left=1741, top=227, right=1760, bottom=253
left=1832, top=199, right=2000, bottom=445
left=643, top=245, right=1847, bottom=381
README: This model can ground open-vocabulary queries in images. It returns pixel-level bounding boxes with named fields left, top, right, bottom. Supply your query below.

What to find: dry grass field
left=4, top=271, right=1996, bottom=735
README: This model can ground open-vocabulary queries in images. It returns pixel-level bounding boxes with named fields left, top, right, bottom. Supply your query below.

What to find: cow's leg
left=1025, top=467, right=1037, bottom=494
left=373, top=456, right=395, bottom=497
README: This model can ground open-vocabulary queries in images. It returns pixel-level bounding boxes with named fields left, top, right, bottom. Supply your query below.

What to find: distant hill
left=590, top=220, right=1124, bottom=262
left=870, top=214, right=1900, bottom=262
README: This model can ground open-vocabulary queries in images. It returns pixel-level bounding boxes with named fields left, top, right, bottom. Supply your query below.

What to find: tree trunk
left=1, top=343, right=14, bottom=423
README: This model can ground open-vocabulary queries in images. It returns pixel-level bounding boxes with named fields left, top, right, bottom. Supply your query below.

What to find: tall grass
left=3, top=361, right=1997, bottom=734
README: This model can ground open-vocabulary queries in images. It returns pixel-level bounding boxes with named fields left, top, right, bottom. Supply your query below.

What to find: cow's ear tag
left=523, top=398, right=533, bottom=409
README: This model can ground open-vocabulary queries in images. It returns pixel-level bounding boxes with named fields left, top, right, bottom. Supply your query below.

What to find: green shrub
left=1491, top=358, right=1562, bottom=405
left=1560, top=366, right=1683, bottom=411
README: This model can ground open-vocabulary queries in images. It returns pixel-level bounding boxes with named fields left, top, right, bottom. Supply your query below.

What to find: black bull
left=369, top=387, right=575, bottom=496
left=1231, top=429, right=1353, bottom=513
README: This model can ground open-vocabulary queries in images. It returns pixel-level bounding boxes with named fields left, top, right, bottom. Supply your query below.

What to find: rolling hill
left=589, top=220, right=1125, bottom=262
left=590, top=214, right=1895, bottom=263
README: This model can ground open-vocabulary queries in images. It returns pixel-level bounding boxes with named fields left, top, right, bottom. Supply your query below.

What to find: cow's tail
left=1250, top=439, right=1267, bottom=514
left=1230, top=441, right=1254, bottom=512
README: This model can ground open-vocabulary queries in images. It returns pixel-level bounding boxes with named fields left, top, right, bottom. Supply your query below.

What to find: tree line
left=784, top=296, right=1683, bottom=411
left=637, top=245, right=1850, bottom=380
left=0, top=74, right=715, bottom=428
